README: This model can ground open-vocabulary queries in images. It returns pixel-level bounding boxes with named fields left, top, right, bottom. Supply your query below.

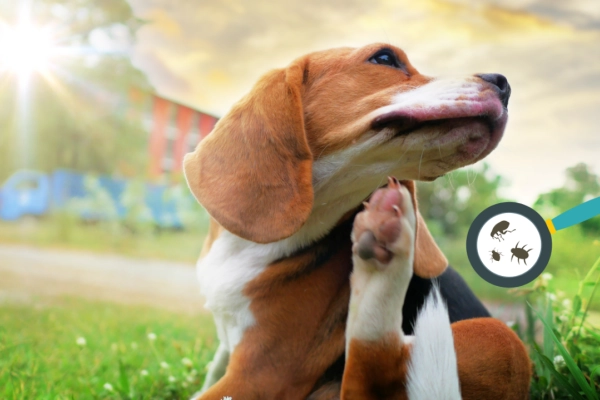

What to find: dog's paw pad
left=352, top=177, right=411, bottom=265
left=356, top=230, right=392, bottom=264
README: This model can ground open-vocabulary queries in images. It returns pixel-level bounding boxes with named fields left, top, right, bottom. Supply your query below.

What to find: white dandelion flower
left=103, top=383, right=114, bottom=392
left=76, top=337, right=86, bottom=347
left=140, top=369, right=149, bottom=376
left=160, top=361, right=170, bottom=369
left=147, top=332, right=157, bottom=341
left=559, top=314, right=569, bottom=322
left=168, top=375, right=176, bottom=383
left=181, top=357, right=193, bottom=367
left=542, top=272, right=553, bottom=281
left=553, top=355, right=565, bottom=369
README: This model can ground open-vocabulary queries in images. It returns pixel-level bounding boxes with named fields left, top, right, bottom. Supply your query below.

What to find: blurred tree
left=534, top=163, right=600, bottom=234
left=0, top=0, right=151, bottom=180
left=417, top=163, right=508, bottom=238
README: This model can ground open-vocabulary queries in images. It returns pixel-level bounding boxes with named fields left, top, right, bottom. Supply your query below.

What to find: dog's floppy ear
left=184, top=61, right=313, bottom=244
left=401, top=180, right=448, bottom=278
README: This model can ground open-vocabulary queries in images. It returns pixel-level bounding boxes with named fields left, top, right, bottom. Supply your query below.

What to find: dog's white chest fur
left=197, top=232, right=292, bottom=352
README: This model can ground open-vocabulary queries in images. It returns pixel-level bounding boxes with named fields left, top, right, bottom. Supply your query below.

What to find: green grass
left=0, top=216, right=206, bottom=263
left=1, top=217, right=600, bottom=398
left=0, top=297, right=217, bottom=399
left=523, top=256, right=600, bottom=398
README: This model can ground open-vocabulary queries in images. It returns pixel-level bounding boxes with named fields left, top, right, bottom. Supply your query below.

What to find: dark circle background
left=466, top=202, right=552, bottom=288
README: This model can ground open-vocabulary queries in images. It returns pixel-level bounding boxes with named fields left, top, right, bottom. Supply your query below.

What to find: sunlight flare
left=0, top=21, right=57, bottom=78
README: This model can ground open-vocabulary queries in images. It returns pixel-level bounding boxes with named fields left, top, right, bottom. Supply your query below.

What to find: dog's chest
left=197, top=232, right=293, bottom=352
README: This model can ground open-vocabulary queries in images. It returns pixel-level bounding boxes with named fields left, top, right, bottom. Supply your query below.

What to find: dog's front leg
left=341, top=178, right=417, bottom=400
left=199, top=343, right=230, bottom=393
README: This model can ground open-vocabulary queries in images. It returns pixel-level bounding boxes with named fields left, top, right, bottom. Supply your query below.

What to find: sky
left=126, top=0, right=600, bottom=205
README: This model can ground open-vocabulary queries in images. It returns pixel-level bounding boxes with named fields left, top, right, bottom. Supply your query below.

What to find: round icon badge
left=467, top=202, right=552, bottom=288
left=467, top=196, right=600, bottom=287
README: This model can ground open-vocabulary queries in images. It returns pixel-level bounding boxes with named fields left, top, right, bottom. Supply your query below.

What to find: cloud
left=451, top=0, right=600, bottom=30
left=126, top=0, right=600, bottom=203
left=132, top=50, right=189, bottom=94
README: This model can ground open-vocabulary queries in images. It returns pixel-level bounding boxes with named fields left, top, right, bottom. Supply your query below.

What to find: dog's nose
left=477, top=73, right=511, bottom=108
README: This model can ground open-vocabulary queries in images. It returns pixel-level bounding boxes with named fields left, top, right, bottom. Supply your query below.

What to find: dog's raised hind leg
left=341, top=178, right=461, bottom=400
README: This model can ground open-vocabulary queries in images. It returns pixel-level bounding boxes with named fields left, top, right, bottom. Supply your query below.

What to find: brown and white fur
left=184, top=43, right=531, bottom=399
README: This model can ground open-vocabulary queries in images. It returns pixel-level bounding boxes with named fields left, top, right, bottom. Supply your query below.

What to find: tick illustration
left=511, top=242, right=533, bottom=265
left=490, top=249, right=502, bottom=262
left=490, top=220, right=516, bottom=241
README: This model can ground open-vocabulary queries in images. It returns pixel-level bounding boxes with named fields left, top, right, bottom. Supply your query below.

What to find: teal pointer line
left=552, top=196, right=600, bottom=231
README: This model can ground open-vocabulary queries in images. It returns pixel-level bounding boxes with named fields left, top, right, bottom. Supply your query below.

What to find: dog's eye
left=368, top=49, right=402, bottom=69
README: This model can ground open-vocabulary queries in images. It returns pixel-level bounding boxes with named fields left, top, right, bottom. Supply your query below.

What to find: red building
left=131, top=89, right=218, bottom=178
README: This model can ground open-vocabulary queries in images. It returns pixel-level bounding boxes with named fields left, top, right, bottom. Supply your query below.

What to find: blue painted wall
left=0, top=169, right=190, bottom=228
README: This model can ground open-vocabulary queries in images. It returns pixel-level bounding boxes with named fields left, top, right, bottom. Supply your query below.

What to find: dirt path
left=0, top=243, right=529, bottom=323
left=0, top=244, right=205, bottom=314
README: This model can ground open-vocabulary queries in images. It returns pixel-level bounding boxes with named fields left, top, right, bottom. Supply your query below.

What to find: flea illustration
left=511, top=242, right=532, bottom=265
left=490, top=220, right=516, bottom=241
left=490, top=249, right=502, bottom=262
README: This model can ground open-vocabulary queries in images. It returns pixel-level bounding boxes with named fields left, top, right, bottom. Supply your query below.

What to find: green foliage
left=418, top=161, right=600, bottom=240
left=544, top=228, right=600, bottom=282
left=417, top=162, right=600, bottom=310
left=517, top=258, right=600, bottom=399
left=534, top=163, right=600, bottom=235
left=163, top=182, right=211, bottom=231
left=417, top=163, right=508, bottom=238
left=0, top=297, right=217, bottom=399
left=68, top=176, right=152, bottom=246
left=0, top=0, right=151, bottom=181
left=67, top=176, right=209, bottom=248
left=120, top=179, right=155, bottom=235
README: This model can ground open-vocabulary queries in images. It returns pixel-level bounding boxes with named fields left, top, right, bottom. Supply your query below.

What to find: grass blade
left=529, top=302, right=598, bottom=400
left=542, top=297, right=554, bottom=382
left=576, top=256, right=600, bottom=339
left=118, top=359, right=131, bottom=399
left=536, top=351, right=585, bottom=400
left=525, top=297, right=537, bottom=345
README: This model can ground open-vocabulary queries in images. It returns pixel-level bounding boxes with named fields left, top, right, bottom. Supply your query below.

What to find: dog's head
left=184, top=43, right=510, bottom=277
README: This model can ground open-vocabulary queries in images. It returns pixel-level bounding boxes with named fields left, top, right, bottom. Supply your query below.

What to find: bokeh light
left=0, top=21, right=57, bottom=79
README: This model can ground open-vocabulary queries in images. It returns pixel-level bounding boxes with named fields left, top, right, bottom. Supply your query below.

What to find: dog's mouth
left=372, top=114, right=495, bottom=136
left=370, top=104, right=508, bottom=166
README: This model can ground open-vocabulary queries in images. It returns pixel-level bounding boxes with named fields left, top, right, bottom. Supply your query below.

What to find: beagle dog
left=184, top=43, right=531, bottom=399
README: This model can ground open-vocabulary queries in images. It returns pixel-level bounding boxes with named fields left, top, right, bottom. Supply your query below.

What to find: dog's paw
left=346, top=177, right=417, bottom=342
left=351, top=177, right=416, bottom=268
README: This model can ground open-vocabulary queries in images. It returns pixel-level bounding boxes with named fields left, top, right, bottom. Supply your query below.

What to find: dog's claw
left=362, top=201, right=370, bottom=210
left=387, top=176, right=400, bottom=189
